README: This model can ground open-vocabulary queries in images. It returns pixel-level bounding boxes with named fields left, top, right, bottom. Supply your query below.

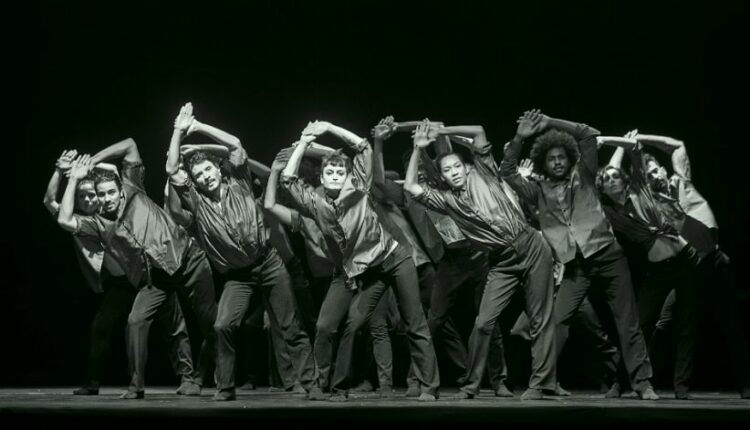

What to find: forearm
left=43, top=169, right=62, bottom=214
left=191, top=120, right=242, bottom=151
left=263, top=171, right=295, bottom=226
left=608, top=146, right=626, bottom=169
left=394, top=121, right=443, bottom=132
left=91, top=137, right=140, bottom=165
left=436, top=125, right=485, bottom=139
left=372, top=138, right=386, bottom=188
left=499, top=135, right=524, bottom=176
left=636, top=134, right=684, bottom=153
left=304, top=142, right=336, bottom=160
left=404, top=147, right=424, bottom=196
left=166, top=129, right=184, bottom=176
left=281, top=142, right=309, bottom=178
left=327, top=124, right=364, bottom=148
left=57, top=178, right=79, bottom=232
left=247, top=158, right=271, bottom=181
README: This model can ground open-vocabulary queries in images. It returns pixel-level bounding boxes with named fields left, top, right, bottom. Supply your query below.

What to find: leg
left=330, top=278, right=389, bottom=395
left=520, top=232, right=556, bottom=392
left=461, top=251, right=520, bottom=397
left=153, top=292, right=198, bottom=393
left=261, top=249, right=317, bottom=390
left=125, top=286, right=170, bottom=395
left=386, top=246, right=439, bottom=398
left=179, top=247, right=218, bottom=388
left=594, top=244, right=654, bottom=394
left=313, top=276, right=352, bottom=391
left=214, top=277, right=255, bottom=392
left=81, top=277, right=135, bottom=393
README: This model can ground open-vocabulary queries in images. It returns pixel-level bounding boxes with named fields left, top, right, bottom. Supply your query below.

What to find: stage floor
left=1, top=387, right=749, bottom=427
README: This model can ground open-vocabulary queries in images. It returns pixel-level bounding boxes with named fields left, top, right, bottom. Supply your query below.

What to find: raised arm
left=499, top=110, right=542, bottom=203
left=90, top=137, right=140, bottom=165
left=281, top=133, right=316, bottom=178
left=634, top=133, right=690, bottom=180
left=166, top=103, right=194, bottom=180
left=44, top=149, right=77, bottom=215
left=597, top=130, right=638, bottom=169
left=404, top=121, right=435, bottom=197
left=187, top=113, right=242, bottom=153
left=57, top=155, right=93, bottom=233
left=371, top=115, right=397, bottom=191
left=263, top=149, right=296, bottom=226
left=302, top=120, right=364, bottom=150
left=434, top=125, right=489, bottom=153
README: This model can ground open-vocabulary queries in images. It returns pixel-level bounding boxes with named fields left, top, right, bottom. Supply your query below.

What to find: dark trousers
left=214, top=247, right=315, bottom=391
left=461, top=228, right=556, bottom=394
left=126, top=244, right=216, bottom=392
left=511, top=296, right=622, bottom=389
left=638, top=246, right=700, bottom=392
left=555, top=241, right=652, bottom=390
left=428, top=248, right=501, bottom=385
left=313, top=276, right=351, bottom=390
left=653, top=249, right=750, bottom=392
left=330, top=244, right=440, bottom=395
left=83, top=275, right=136, bottom=387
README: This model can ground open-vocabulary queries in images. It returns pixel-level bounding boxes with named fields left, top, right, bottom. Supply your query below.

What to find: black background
left=4, top=0, right=748, bottom=389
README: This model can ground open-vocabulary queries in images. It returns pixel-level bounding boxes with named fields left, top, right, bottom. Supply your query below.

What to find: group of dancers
left=44, top=103, right=750, bottom=402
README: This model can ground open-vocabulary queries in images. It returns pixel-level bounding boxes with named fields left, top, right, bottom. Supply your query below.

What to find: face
left=544, top=147, right=570, bottom=180
left=75, top=181, right=99, bottom=215
left=96, top=180, right=123, bottom=215
left=646, top=160, right=669, bottom=192
left=439, top=154, right=468, bottom=189
left=600, top=167, right=625, bottom=200
left=190, top=160, right=222, bottom=195
left=320, top=162, right=348, bottom=191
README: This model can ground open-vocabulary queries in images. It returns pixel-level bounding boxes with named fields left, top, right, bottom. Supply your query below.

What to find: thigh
left=129, top=286, right=169, bottom=322
left=475, top=266, right=520, bottom=329
left=555, top=267, right=591, bottom=325
left=216, top=278, right=255, bottom=328
left=317, top=276, right=353, bottom=332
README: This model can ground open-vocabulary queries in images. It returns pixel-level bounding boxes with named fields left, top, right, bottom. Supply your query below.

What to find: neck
left=325, top=188, right=341, bottom=199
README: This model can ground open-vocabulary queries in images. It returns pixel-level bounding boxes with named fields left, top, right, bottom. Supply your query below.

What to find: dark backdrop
left=4, top=0, right=748, bottom=389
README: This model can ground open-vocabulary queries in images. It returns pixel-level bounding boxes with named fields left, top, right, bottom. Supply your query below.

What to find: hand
left=426, top=124, right=442, bottom=140
left=69, top=154, right=94, bottom=180
left=271, top=147, right=294, bottom=171
left=518, top=158, right=534, bottom=178
left=515, top=108, right=544, bottom=139
left=371, top=115, right=396, bottom=140
left=173, top=102, right=195, bottom=134
left=624, top=129, right=639, bottom=141
left=412, top=119, right=436, bottom=148
left=55, top=149, right=78, bottom=172
left=301, top=120, right=331, bottom=137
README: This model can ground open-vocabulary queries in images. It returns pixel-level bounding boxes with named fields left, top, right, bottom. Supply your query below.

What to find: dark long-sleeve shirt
left=281, top=138, right=397, bottom=279
left=75, top=161, right=193, bottom=288
left=171, top=147, right=268, bottom=273
left=412, top=162, right=528, bottom=252
left=501, top=122, right=615, bottom=264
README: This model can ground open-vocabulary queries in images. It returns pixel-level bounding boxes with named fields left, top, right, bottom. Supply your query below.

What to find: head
left=530, top=129, right=580, bottom=180
left=596, top=166, right=630, bottom=201
left=186, top=151, right=224, bottom=196
left=94, top=170, right=124, bottom=216
left=319, top=151, right=352, bottom=193
left=642, top=153, right=669, bottom=193
left=435, top=152, right=468, bottom=190
left=75, top=175, right=99, bottom=215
